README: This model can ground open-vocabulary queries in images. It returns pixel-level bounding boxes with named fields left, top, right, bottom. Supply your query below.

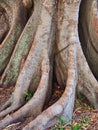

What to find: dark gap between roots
left=43, top=59, right=65, bottom=110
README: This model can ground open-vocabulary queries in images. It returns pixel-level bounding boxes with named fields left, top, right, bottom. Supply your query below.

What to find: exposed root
left=22, top=1, right=80, bottom=130
left=0, top=0, right=26, bottom=74
left=77, top=0, right=98, bottom=108
left=0, top=0, right=97, bottom=130
left=0, top=0, right=42, bottom=87
left=79, top=0, right=98, bottom=79
left=77, top=42, right=98, bottom=108
left=0, top=105, right=20, bottom=119
left=23, top=42, right=77, bottom=130
left=2, top=0, right=56, bottom=104
left=0, top=0, right=56, bottom=127
left=0, top=5, right=9, bottom=44
left=0, top=53, right=50, bottom=129
left=0, top=97, right=12, bottom=112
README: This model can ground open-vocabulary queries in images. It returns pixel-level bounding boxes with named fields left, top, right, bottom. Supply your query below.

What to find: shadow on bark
left=0, top=0, right=98, bottom=129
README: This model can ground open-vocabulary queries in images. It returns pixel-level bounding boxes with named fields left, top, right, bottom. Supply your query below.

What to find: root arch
left=0, top=0, right=98, bottom=130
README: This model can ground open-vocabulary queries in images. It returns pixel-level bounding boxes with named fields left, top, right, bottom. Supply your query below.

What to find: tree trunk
left=0, top=0, right=98, bottom=129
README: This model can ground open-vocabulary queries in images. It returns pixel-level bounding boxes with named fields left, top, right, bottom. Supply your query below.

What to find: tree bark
left=0, top=0, right=98, bottom=129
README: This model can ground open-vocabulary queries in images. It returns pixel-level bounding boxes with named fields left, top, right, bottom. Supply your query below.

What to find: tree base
left=0, top=0, right=98, bottom=129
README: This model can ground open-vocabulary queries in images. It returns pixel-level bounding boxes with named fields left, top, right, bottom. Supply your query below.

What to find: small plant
left=58, top=116, right=65, bottom=124
left=52, top=115, right=91, bottom=130
left=73, top=123, right=81, bottom=130
left=25, top=91, right=33, bottom=102
left=56, top=116, right=65, bottom=130
left=87, top=104, right=93, bottom=110
left=52, top=116, right=73, bottom=130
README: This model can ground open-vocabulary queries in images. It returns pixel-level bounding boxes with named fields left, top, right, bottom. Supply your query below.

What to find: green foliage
left=73, top=124, right=80, bottom=130
left=87, top=105, right=93, bottom=110
left=52, top=116, right=73, bottom=130
left=25, top=91, right=33, bottom=102
left=52, top=116, right=91, bottom=130
left=52, top=116, right=65, bottom=130
left=55, top=116, right=65, bottom=130
left=58, top=116, right=65, bottom=124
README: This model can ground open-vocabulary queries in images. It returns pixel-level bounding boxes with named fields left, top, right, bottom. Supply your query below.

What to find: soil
left=0, top=86, right=98, bottom=130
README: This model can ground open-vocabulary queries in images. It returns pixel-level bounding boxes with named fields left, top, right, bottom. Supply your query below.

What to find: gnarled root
left=23, top=42, right=77, bottom=130
left=0, top=0, right=56, bottom=129
left=0, top=53, right=50, bottom=130
left=77, top=0, right=98, bottom=108
left=0, top=0, right=27, bottom=74
left=77, top=42, right=98, bottom=108
left=0, top=97, right=12, bottom=112
left=0, top=0, right=98, bottom=130
left=79, top=0, right=98, bottom=79
left=0, top=0, right=42, bottom=87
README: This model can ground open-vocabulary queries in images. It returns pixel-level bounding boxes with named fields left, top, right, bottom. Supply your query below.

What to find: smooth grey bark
left=0, top=0, right=98, bottom=130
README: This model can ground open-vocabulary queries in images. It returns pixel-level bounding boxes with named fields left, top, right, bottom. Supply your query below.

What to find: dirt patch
left=0, top=87, right=14, bottom=106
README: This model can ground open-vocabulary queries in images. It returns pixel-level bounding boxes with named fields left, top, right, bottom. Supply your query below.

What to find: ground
left=0, top=85, right=98, bottom=130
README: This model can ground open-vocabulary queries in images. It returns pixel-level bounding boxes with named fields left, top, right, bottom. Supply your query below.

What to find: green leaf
left=73, top=124, right=80, bottom=130
left=58, top=116, right=65, bottom=124
left=25, top=91, right=33, bottom=102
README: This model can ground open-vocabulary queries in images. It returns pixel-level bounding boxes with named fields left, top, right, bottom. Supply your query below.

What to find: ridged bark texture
left=0, top=0, right=98, bottom=130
